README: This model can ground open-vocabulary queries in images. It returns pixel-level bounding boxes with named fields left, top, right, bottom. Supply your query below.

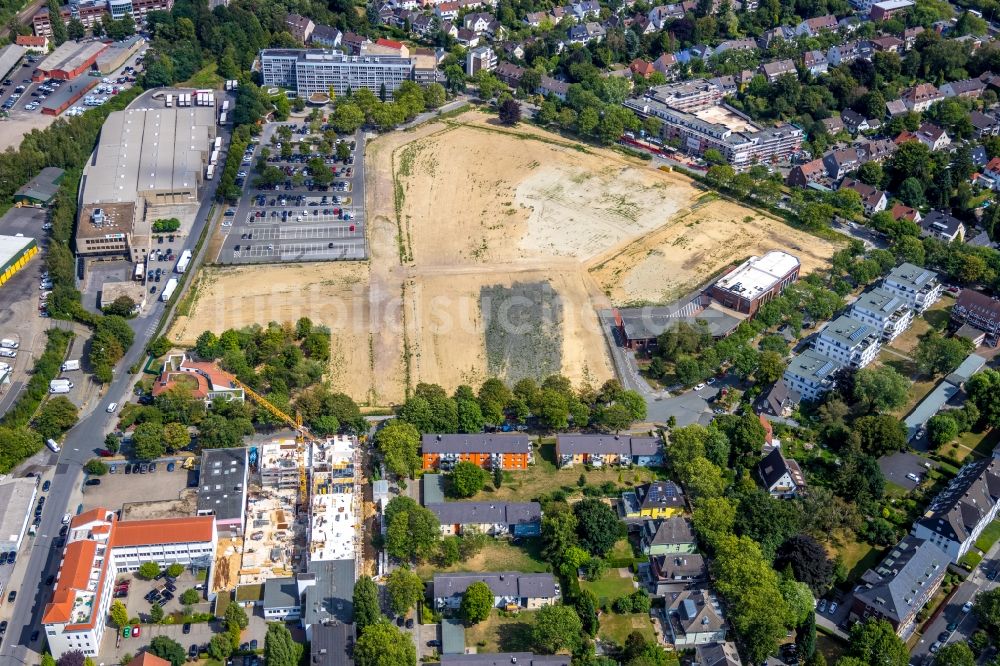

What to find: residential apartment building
left=33, top=0, right=171, bottom=37
left=850, top=288, right=914, bottom=342
left=427, top=501, right=542, bottom=536
left=260, top=48, right=413, bottom=99
left=621, top=481, right=686, bottom=519
left=707, top=251, right=800, bottom=316
left=782, top=349, right=841, bottom=402
left=902, top=83, right=945, bottom=112
left=919, top=210, right=965, bottom=243
left=433, top=572, right=559, bottom=610
left=851, top=535, right=947, bottom=638
left=641, top=516, right=698, bottom=556
left=43, top=509, right=216, bottom=659
left=912, top=457, right=1000, bottom=562
left=756, top=447, right=807, bottom=498
left=882, top=263, right=942, bottom=314
left=196, top=447, right=249, bottom=537
left=813, top=314, right=881, bottom=369
left=555, top=434, right=662, bottom=468
left=421, top=434, right=533, bottom=471
left=650, top=553, right=708, bottom=596
left=838, top=178, right=888, bottom=215
left=284, top=13, right=315, bottom=43
left=952, top=289, right=1000, bottom=337
left=665, top=590, right=728, bottom=646
left=623, top=88, right=803, bottom=169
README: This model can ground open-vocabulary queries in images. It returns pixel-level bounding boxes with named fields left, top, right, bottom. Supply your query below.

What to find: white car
left=906, top=473, right=920, bottom=483
left=694, top=383, right=706, bottom=391
left=61, top=513, right=71, bottom=524
left=828, top=601, right=838, bottom=614
left=963, top=601, right=974, bottom=613
left=106, top=402, right=118, bottom=413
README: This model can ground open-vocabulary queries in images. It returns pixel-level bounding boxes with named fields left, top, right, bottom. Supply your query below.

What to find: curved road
left=0, top=128, right=223, bottom=663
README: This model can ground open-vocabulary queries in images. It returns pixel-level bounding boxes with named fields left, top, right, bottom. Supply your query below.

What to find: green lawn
left=949, top=429, right=1000, bottom=463
left=416, top=539, right=549, bottom=580
left=181, top=62, right=224, bottom=89
left=975, top=521, right=1000, bottom=553
left=830, top=532, right=885, bottom=582
left=465, top=610, right=539, bottom=652
left=598, top=612, right=657, bottom=645
left=816, top=634, right=848, bottom=664
left=580, top=568, right=637, bottom=605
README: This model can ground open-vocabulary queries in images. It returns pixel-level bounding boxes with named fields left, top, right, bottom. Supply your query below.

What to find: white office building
left=782, top=349, right=841, bottom=402
left=43, top=508, right=216, bottom=659
left=260, top=48, right=413, bottom=99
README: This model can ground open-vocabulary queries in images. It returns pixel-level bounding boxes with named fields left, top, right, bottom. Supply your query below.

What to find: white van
left=46, top=438, right=61, bottom=453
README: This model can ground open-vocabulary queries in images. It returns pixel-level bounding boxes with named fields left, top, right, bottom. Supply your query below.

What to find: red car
left=132, top=626, right=140, bottom=638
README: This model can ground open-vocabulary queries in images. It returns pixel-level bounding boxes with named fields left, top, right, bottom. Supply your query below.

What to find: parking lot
left=878, top=451, right=935, bottom=492
left=216, top=121, right=367, bottom=264
left=80, top=460, right=193, bottom=512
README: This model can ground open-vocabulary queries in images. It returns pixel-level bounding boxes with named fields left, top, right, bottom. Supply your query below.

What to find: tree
left=424, top=83, right=447, bottom=109
left=353, top=576, right=381, bottom=633
left=105, top=432, right=121, bottom=454
left=332, top=103, right=366, bottom=134
left=208, top=633, right=233, bottom=660
left=162, top=422, right=190, bottom=453
left=847, top=619, right=909, bottom=666
left=775, top=535, right=834, bottom=595
left=57, top=652, right=87, bottom=666
left=84, top=459, right=108, bottom=476
left=354, top=620, right=416, bottom=666
left=137, top=562, right=160, bottom=579
left=133, top=421, right=165, bottom=461
left=574, top=498, right=625, bottom=557
left=541, top=502, right=578, bottom=565
left=927, top=413, right=960, bottom=449
left=797, top=612, right=817, bottom=659
left=781, top=579, right=816, bottom=626
left=375, top=420, right=421, bottom=478
left=225, top=601, right=249, bottom=630
left=149, top=602, right=164, bottom=623
left=852, top=366, right=910, bottom=413
left=47, top=0, right=67, bottom=45
left=34, top=397, right=79, bottom=440
left=264, top=622, right=303, bottom=666
left=934, top=644, right=975, bottom=666
left=449, top=461, right=488, bottom=498
left=386, top=568, right=424, bottom=616
left=460, top=581, right=494, bottom=624
left=499, top=98, right=521, bottom=125
left=532, top=604, right=583, bottom=654
left=103, top=296, right=137, bottom=317
left=179, top=589, right=200, bottom=605
left=974, top=587, right=1000, bottom=634
left=758, top=351, right=787, bottom=385
left=166, top=563, right=184, bottom=578
left=915, top=332, right=974, bottom=377
left=384, top=496, right=441, bottom=562
left=110, top=599, right=129, bottom=627
left=42, top=656, right=56, bottom=666
left=851, top=414, right=908, bottom=457
left=67, top=17, right=85, bottom=40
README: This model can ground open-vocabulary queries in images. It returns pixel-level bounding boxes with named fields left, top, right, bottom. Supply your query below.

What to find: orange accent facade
left=422, top=451, right=530, bottom=471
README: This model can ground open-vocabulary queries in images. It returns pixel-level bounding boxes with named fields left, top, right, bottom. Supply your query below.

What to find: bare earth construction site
left=170, top=111, right=835, bottom=405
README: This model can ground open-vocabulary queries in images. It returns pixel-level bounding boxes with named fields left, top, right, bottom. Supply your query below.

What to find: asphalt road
left=911, top=544, right=1000, bottom=662
left=0, top=119, right=224, bottom=664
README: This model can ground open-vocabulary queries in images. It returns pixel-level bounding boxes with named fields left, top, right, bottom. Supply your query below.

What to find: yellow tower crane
left=232, top=379, right=312, bottom=503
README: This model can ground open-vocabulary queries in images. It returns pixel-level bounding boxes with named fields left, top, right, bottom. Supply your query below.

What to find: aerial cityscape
left=4, top=0, right=1000, bottom=664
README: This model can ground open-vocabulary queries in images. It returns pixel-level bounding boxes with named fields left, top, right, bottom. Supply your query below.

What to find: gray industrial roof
left=263, top=576, right=299, bottom=610
left=311, top=624, right=354, bottom=666
left=37, top=40, right=105, bottom=74
left=0, top=478, right=36, bottom=551
left=303, top=559, right=355, bottom=626
left=82, top=106, right=215, bottom=205
left=0, top=44, right=25, bottom=81
left=197, top=447, right=248, bottom=521
left=40, top=74, right=96, bottom=114
left=15, top=167, right=65, bottom=204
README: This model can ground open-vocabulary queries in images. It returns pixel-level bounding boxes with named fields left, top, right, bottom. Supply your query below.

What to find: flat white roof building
left=709, top=250, right=801, bottom=315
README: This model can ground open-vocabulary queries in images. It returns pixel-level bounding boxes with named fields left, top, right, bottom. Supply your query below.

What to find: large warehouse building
left=0, top=235, right=39, bottom=289
left=33, top=40, right=107, bottom=81
left=707, top=250, right=801, bottom=315
left=260, top=48, right=413, bottom=98
left=0, top=44, right=25, bottom=83
left=77, top=106, right=217, bottom=261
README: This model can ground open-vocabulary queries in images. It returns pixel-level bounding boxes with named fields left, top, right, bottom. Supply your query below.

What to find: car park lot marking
left=244, top=225, right=362, bottom=241
left=236, top=242, right=365, bottom=260
left=247, top=211, right=359, bottom=225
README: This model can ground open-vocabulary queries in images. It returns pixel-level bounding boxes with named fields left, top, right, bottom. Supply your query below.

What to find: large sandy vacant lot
left=171, top=112, right=835, bottom=405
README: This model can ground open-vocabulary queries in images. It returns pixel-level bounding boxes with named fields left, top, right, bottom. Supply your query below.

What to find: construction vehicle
left=232, top=379, right=312, bottom=502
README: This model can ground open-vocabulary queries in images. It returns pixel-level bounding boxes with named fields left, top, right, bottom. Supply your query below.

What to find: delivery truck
left=49, top=379, right=73, bottom=394
left=175, top=250, right=192, bottom=274
left=0, top=339, right=18, bottom=349
left=61, top=360, right=80, bottom=372
left=161, top=277, right=178, bottom=302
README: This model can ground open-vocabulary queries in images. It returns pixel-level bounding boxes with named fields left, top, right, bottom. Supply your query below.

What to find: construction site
left=207, top=380, right=362, bottom=600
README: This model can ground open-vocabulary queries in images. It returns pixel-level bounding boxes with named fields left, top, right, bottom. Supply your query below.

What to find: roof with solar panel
left=853, top=288, right=908, bottom=316
left=819, top=314, right=877, bottom=348
left=636, top=481, right=686, bottom=511
left=785, top=349, right=842, bottom=384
